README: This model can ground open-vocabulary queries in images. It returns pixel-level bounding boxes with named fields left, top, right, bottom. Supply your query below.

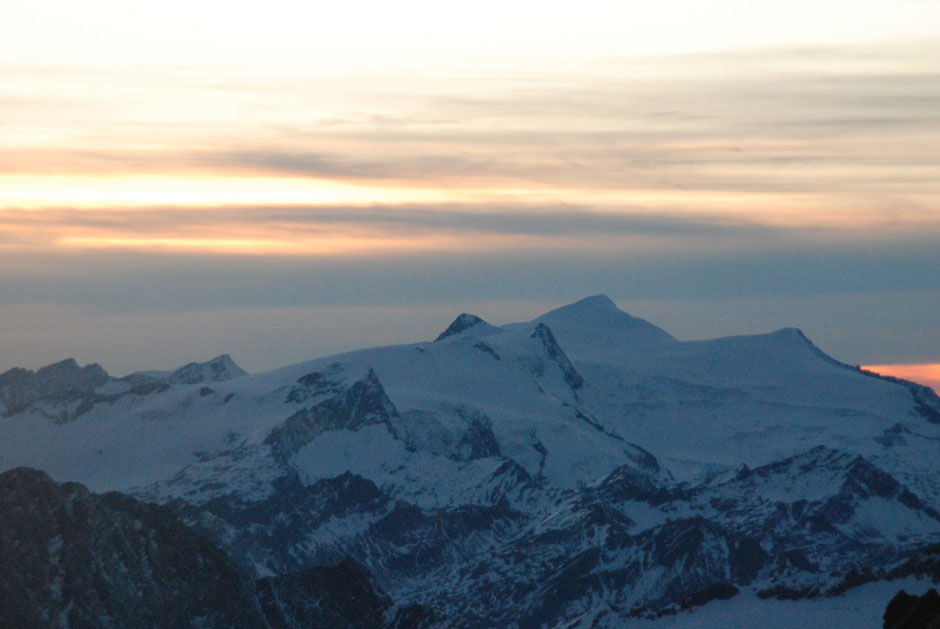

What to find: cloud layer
left=1, top=38, right=937, bottom=373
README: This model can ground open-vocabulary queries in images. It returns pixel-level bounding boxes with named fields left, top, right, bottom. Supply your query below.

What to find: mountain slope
left=1, top=296, right=938, bottom=626
left=0, top=468, right=436, bottom=629
left=0, top=467, right=266, bottom=628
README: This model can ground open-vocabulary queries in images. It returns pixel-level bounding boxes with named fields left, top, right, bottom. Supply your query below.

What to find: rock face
left=122, top=354, right=249, bottom=388
left=161, top=443, right=940, bottom=626
left=265, top=368, right=399, bottom=460
left=530, top=323, right=583, bottom=390
left=0, top=354, right=249, bottom=424
left=884, top=588, right=940, bottom=628
left=166, top=354, right=248, bottom=385
left=257, top=558, right=392, bottom=629
left=0, top=358, right=109, bottom=421
left=0, top=468, right=430, bottom=629
left=0, top=467, right=265, bottom=628
left=434, top=313, right=491, bottom=341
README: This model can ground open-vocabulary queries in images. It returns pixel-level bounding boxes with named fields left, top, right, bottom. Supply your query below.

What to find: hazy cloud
left=3, top=43, right=938, bottom=204
left=2, top=41, right=938, bottom=372
left=0, top=246, right=936, bottom=374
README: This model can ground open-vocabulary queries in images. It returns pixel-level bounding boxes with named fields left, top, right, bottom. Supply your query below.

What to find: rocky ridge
left=1, top=296, right=939, bottom=626
left=0, top=468, right=435, bottom=628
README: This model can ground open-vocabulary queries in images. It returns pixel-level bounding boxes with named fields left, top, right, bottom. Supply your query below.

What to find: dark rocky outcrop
left=884, top=588, right=940, bottom=628
left=257, top=557, right=391, bottom=629
left=0, top=355, right=248, bottom=422
left=435, top=313, right=489, bottom=341
left=0, top=467, right=266, bottom=628
left=387, top=603, right=440, bottom=629
left=885, top=543, right=940, bottom=583
left=285, top=362, right=348, bottom=404
left=0, top=468, right=430, bottom=629
left=166, top=354, right=247, bottom=385
left=911, top=385, right=940, bottom=425
left=530, top=323, right=584, bottom=390
left=11, top=444, right=934, bottom=628
left=266, top=369, right=400, bottom=460
left=0, top=358, right=109, bottom=421
left=174, top=471, right=394, bottom=575
left=454, top=408, right=501, bottom=460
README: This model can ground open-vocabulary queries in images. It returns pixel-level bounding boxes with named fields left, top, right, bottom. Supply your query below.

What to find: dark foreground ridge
left=0, top=467, right=264, bottom=627
left=0, top=468, right=433, bottom=629
left=884, top=588, right=940, bottom=628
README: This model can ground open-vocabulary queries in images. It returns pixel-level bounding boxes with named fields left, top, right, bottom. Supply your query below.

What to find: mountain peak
left=769, top=327, right=806, bottom=340
left=763, top=327, right=853, bottom=369
left=534, top=296, right=675, bottom=360
left=0, top=358, right=109, bottom=395
left=538, top=295, right=632, bottom=322
left=568, top=294, right=618, bottom=310
left=169, top=354, right=247, bottom=385
left=41, top=357, right=79, bottom=370
left=0, top=358, right=110, bottom=420
left=435, top=313, right=491, bottom=342
left=540, top=295, right=620, bottom=317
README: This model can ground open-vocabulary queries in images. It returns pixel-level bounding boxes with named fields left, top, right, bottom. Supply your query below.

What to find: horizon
left=1, top=294, right=937, bottom=395
left=2, top=1, right=937, bottom=390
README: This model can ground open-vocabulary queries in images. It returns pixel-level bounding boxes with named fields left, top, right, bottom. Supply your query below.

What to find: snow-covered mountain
left=1, top=295, right=938, bottom=627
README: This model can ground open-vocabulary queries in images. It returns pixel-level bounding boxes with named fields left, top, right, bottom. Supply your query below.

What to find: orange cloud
left=862, top=364, right=940, bottom=395
left=53, top=233, right=510, bottom=257
left=4, top=172, right=938, bottom=234
left=1, top=201, right=938, bottom=261
left=28, top=206, right=618, bottom=257
left=4, top=44, right=940, bottom=236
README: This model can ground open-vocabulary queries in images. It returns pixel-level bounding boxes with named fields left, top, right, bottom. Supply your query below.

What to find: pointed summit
left=563, top=295, right=619, bottom=312
left=540, top=295, right=649, bottom=322
left=534, top=296, right=675, bottom=361
left=169, top=354, right=247, bottom=385
left=434, top=313, right=495, bottom=342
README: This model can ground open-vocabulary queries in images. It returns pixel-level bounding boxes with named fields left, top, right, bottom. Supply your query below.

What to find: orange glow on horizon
left=55, top=234, right=464, bottom=256
left=0, top=173, right=788, bottom=210
left=4, top=173, right=938, bottom=232
left=52, top=230, right=613, bottom=257
left=862, top=364, right=940, bottom=394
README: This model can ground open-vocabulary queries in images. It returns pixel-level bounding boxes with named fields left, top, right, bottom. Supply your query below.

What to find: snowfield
left=2, top=295, right=938, bottom=627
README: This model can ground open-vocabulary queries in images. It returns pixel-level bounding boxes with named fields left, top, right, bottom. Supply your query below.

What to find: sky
left=1, top=1, right=938, bottom=391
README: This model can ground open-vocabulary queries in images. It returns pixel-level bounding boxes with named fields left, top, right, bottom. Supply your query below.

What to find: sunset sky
left=1, top=1, right=938, bottom=390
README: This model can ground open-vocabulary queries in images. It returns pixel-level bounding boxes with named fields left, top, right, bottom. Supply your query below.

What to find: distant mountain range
left=2, top=296, right=939, bottom=627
